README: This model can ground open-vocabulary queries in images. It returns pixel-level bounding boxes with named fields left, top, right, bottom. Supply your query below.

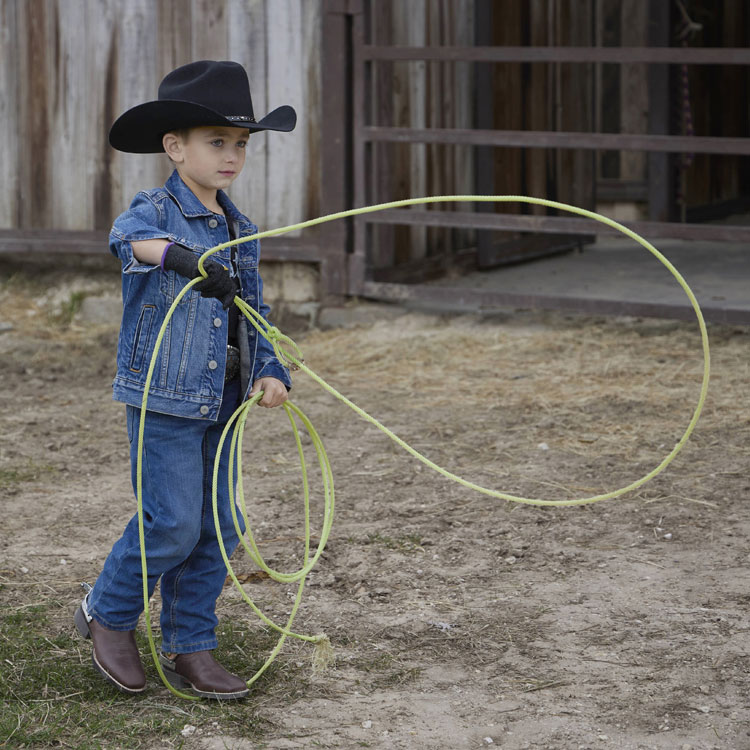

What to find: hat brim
left=109, top=100, right=296, bottom=153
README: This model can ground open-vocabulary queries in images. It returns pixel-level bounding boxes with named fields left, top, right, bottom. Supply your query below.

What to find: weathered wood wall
left=0, top=0, right=321, bottom=234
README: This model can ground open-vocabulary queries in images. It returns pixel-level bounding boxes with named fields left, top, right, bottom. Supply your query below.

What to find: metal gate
left=325, top=0, right=750, bottom=322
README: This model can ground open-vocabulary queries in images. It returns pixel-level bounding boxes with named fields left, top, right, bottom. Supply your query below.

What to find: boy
left=74, top=60, right=297, bottom=700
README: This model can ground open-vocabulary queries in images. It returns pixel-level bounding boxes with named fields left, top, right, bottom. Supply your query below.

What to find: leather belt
left=225, top=344, right=241, bottom=382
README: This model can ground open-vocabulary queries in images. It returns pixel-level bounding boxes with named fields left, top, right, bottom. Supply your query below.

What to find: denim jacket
left=109, top=170, right=291, bottom=420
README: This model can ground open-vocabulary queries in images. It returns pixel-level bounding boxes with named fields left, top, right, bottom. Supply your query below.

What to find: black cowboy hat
left=109, top=60, right=296, bottom=153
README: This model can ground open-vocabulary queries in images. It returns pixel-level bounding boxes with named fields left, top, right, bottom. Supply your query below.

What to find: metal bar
left=362, top=127, right=750, bottom=155
left=362, top=208, right=750, bottom=243
left=362, top=45, right=750, bottom=65
left=362, top=281, right=750, bottom=325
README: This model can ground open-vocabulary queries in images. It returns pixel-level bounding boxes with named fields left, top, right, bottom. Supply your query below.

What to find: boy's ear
left=162, top=132, right=184, bottom=162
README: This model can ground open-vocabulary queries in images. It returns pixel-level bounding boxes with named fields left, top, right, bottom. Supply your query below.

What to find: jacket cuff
left=252, top=359, right=292, bottom=390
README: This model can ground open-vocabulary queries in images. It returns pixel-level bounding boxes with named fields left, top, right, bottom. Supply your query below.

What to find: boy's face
left=166, top=126, right=250, bottom=195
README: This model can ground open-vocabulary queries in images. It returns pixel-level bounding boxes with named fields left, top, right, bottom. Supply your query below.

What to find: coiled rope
left=135, top=196, right=710, bottom=698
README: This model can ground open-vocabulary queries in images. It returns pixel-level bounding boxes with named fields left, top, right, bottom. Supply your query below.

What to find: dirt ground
left=1, top=263, right=749, bottom=749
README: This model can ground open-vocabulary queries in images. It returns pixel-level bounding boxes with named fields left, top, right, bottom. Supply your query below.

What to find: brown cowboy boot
left=159, top=650, right=249, bottom=700
left=74, top=598, right=146, bottom=694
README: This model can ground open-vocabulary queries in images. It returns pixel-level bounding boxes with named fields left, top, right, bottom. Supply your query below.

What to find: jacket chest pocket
left=129, top=304, right=156, bottom=373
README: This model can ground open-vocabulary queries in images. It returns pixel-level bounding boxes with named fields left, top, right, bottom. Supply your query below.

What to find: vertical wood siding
left=375, top=0, right=476, bottom=267
left=0, top=0, right=321, bottom=233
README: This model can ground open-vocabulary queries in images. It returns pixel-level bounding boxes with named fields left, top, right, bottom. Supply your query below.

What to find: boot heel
left=162, top=667, right=191, bottom=690
left=74, top=605, right=91, bottom=639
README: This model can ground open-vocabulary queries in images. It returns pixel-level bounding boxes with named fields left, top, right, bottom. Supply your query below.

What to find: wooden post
left=321, top=0, right=361, bottom=297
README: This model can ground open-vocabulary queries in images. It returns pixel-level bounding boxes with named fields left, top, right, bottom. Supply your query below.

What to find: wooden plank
left=619, top=0, right=648, bottom=183
left=362, top=127, right=750, bottom=155
left=394, top=0, right=427, bottom=261
left=190, top=0, right=227, bottom=61
left=0, top=229, right=323, bottom=261
left=227, top=0, right=267, bottom=224
left=0, top=0, right=19, bottom=227
left=319, top=0, right=351, bottom=295
left=525, top=0, right=551, bottom=215
left=86, top=0, right=122, bottom=231
left=349, top=3, right=367, bottom=294
left=369, top=0, right=395, bottom=268
left=18, top=0, right=52, bottom=229
left=452, top=0, right=475, bottom=247
left=265, top=0, right=305, bottom=231
left=158, top=0, right=193, bottom=77
left=647, top=0, right=671, bottom=222
left=301, top=0, right=322, bottom=219
left=116, top=0, right=167, bottom=209
left=0, top=229, right=109, bottom=253
left=473, top=0, right=495, bottom=262
left=361, top=207, right=750, bottom=242
left=362, top=45, right=750, bottom=65
left=556, top=0, right=595, bottom=211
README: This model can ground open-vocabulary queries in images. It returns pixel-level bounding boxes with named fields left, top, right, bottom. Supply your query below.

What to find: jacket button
left=213, top=317, right=222, bottom=327
left=208, top=218, right=219, bottom=228
left=208, top=360, right=218, bottom=370
left=199, top=405, right=210, bottom=415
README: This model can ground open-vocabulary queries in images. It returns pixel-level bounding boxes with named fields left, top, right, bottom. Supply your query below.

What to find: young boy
left=74, top=60, right=297, bottom=700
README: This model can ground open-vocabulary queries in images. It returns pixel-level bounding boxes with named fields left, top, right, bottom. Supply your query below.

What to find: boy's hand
left=193, top=263, right=239, bottom=310
left=249, top=377, right=288, bottom=408
left=162, top=243, right=238, bottom=309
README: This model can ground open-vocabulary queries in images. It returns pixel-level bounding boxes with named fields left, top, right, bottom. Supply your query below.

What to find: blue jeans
left=88, top=379, right=245, bottom=653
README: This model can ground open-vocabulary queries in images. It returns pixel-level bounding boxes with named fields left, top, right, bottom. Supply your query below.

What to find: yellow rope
left=134, top=195, right=710, bottom=698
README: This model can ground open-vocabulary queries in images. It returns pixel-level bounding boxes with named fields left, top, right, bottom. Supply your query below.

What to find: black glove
left=162, top=243, right=239, bottom=310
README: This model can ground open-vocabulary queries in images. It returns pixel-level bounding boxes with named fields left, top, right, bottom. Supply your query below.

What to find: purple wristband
left=160, top=241, right=175, bottom=271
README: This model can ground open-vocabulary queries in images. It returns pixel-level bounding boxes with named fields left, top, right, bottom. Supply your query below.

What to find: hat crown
left=109, top=59, right=295, bottom=152
left=158, top=60, right=255, bottom=123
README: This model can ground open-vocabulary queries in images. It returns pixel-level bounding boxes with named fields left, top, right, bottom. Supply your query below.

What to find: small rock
left=538, top=442, right=550, bottom=451
left=362, top=720, right=372, bottom=729
left=428, top=621, right=454, bottom=632
left=598, top=735, right=609, bottom=741
left=697, top=705, right=710, bottom=713
left=181, top=725, right=196, bottom=737
left=663, top=533, right=673, bottom=540
left=20, top=566, right=29, bottom=574
left=60, top=559, right=67, bottom=565
left=484, top=738, right=494, bottom=745
left=505, top=556, right=517, bottom=564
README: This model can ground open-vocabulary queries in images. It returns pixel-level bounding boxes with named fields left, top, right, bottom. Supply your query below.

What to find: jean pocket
left=126, top=405, right=138, bottom=445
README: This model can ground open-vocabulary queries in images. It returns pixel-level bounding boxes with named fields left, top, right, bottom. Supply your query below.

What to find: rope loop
left=133, top=194, right=710, bottom=700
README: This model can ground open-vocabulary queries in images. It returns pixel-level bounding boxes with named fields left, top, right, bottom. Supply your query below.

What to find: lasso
left=134, top=196, right=710, bottom=699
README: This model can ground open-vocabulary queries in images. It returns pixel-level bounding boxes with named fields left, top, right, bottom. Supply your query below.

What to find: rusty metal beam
left=363, top=208, right=750, bottom=243
left=362, top=127, right=750, bottom=155
left=362, top=45, right=750, bottom=65
left=362, top=281, right=750, bottom=325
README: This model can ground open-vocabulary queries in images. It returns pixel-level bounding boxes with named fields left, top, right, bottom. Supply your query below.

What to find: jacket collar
left=165, top=170, right=253, bottom=229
